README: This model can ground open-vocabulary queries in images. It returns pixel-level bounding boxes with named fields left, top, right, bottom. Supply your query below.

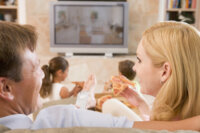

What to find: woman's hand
left=111, top=76, right=143, bottom=106
left=121, top=86, right=151, bottom=119
left=110, top=75, right=151, bottom=120
left=120, top=86, right=144, bottom=107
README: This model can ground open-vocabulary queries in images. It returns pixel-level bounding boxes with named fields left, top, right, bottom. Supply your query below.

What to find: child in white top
left=40, top=56, right=81, bottom=101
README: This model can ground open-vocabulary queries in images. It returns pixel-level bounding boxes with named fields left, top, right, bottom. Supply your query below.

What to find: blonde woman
left=103, top=21, right=200, bottom=123
left=142, top=21, right=200, bottom=121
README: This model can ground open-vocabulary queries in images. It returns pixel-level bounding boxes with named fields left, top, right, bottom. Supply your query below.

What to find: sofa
left=1, top=98, right=198, bottom=133
left=0, top=125, right=199, bottom=133
left=33, top=97, right=77, bottom=120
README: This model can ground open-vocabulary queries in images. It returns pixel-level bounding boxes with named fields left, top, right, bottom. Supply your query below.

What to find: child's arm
left=72, top=85, right=83, bottom=97
left=60, top=86, right=80, bottom=98
left=59, top=87, right=70, bottom=98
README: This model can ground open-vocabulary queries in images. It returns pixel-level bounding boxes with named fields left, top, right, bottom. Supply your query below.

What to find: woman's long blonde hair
left=142, top=21, right=200, bottom=120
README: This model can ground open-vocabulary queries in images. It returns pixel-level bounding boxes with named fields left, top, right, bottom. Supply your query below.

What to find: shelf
left=0, top=0, right=26, bottom=24
left=0, top=5, right=17, bottom=10
left=159, top=0, right=199, bottom=29
left=166, top=8, right=196, bottom=12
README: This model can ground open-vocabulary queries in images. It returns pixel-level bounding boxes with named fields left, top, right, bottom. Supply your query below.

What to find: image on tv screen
left=55, top=5, right=124, bottom=45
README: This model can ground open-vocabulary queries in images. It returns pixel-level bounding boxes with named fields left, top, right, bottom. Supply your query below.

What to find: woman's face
left=133, top=39, right=163, bottom=97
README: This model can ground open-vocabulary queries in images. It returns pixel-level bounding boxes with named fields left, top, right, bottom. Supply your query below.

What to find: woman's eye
left=137, top=57, right=141, bottom=63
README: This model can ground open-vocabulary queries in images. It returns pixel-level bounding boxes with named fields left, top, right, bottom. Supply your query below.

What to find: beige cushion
left=0, top=125, right=10, bottom=132
left=33, top=97, right=76, bottom=120
left=42, top=97, right=76, bottom=107
left=1, top=127, right=199, bottom=133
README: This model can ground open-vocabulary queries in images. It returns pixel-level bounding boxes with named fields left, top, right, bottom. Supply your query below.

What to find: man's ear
left=160, top=62, right=171, bottom=84
left=0, top=78, right=14, bottom=100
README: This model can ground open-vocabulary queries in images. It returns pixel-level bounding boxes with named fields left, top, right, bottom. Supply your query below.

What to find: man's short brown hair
left=0, top=21, right=37, bottom=82
left=118, top=60, right=136, bottom=80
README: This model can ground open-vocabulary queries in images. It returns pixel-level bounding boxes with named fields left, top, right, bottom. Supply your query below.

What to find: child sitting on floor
left=40, top=56, right=82, bottom=101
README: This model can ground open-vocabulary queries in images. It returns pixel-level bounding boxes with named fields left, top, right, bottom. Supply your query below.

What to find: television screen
left=55, top=5, right=124, bottom=45
left=50, top=1, right=128, bottom=55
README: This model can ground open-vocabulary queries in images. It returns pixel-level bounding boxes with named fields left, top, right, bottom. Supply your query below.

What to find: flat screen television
left=50, top=1, right=129, bottom=56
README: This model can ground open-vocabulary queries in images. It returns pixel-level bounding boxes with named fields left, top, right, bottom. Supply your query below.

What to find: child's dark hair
left=40, top=56, right=69, bottom=98
left=118, top=60, right=136, bottom=80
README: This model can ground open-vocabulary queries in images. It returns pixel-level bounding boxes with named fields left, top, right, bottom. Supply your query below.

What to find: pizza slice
left=72, top=81, right=84, bottom=88
left=111, top=75, right=135, bottom=96
left=97, top=95, right=112, bottom=110
left=111, top=76, right=126, bottom=96
left=112, top=83, right=127, bottom=96
left=119, top=75, right=135, bottom=87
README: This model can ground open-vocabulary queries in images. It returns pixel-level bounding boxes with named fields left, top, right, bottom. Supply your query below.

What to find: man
left=0, top=21, right=133, bottom=129
left=0, top=22, right=199, bottom=131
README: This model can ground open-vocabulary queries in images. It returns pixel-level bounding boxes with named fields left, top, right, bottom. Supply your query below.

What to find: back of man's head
left=118, top=60, right=136, bottom=80
left=0, top=21, right=37, bottom=82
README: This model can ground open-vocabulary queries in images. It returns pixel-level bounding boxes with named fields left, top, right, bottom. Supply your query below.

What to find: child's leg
left=102, top=98, right=142, bottom=121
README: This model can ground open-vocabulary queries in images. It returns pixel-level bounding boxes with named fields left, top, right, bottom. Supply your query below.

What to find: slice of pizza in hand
left=111, top=76, right=126, bottom=96
left=119, top=75, right=135, bottom=87
left=112, top=82, right=128, bottom=96
left=72, top=81, right=85, bottom=88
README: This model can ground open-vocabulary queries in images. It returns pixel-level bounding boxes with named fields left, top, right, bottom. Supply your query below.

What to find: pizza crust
left=97, top=95, right=113, bottom=109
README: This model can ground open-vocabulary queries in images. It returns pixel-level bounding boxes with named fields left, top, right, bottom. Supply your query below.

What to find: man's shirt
left=0, top=105, right=134, bottom=129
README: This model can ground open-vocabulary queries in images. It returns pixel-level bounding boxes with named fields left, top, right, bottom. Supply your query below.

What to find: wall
left=127, top=0, right=159, bottom=53
left=26, top=0, right=56, bottom=58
